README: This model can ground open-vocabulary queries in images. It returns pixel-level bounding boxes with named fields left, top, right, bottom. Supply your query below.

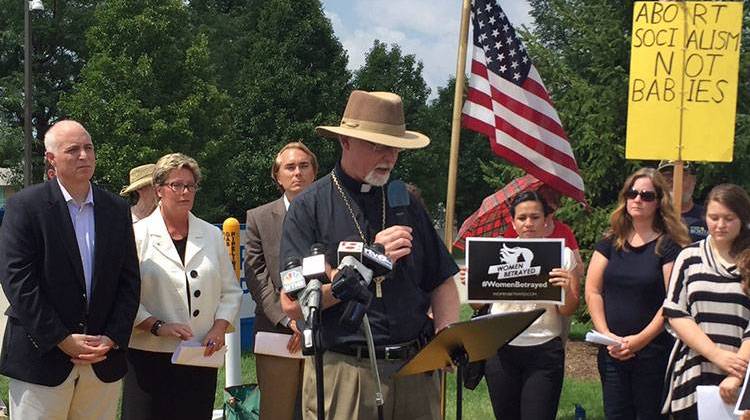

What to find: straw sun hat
left=315, top=90, right=430, bottom=149
left=120, top=164, right=156, bottom=196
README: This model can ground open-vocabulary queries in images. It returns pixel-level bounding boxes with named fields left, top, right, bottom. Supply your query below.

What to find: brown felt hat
left=315, top=90, right=430, bottom=149
left=120, top=164, right=156, bottom=196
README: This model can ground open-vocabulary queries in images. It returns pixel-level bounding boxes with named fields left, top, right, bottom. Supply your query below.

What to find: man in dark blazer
left=245, top=142, right=317, bottom=420
left=0, top=120, right=140, bottom=419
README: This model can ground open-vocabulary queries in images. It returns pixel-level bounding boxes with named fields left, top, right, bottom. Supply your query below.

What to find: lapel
left=270, top=196, right=286, bottom=231
left=149, top=210, right=186, bottom=268
left=91, top=185, right=111, bottom=298
left=184, top=213, right=206, bottom=268
left=46, top=180, right=86, bottom=292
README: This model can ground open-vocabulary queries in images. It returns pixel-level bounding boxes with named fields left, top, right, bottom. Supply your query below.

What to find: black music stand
left=395, top=309, right=545, bottom=420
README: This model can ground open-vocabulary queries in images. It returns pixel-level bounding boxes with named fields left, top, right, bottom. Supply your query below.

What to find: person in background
left=0, top=120, right=140, bottom=419
left=120, top=164, right=158, bottom=223
left=662, top=184, right=750, bottom=419
left=484, top=191, right=580, bottom=419
left=504, top=185, right=584, bottom=277
left=658, top=160, right=708, bottom=242
left=245, top=141, right=318, bottom=420
left=121, top=153, right=242, bottom=420
left=585, top=167, right=690, bottom=419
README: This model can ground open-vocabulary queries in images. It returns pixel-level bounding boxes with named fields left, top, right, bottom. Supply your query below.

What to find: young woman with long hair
left=662, top=184, right=750, bottom=419
left=585, top=168, right=690, bottom=419
left=484, top=191, right=580, bottom=419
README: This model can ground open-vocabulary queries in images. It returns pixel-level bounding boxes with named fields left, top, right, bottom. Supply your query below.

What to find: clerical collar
left=334, top=162, right=376, bottom=194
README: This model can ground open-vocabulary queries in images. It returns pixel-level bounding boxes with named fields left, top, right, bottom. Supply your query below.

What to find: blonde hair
left=271, top=142, right=318, bottom=191
left=153, top=153, right=202, bottom=186
left=606, top=168, right=690, bottom=252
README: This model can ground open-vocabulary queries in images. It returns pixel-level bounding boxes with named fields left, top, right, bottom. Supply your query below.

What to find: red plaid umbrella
left=453, top=174, right=543, bottom=251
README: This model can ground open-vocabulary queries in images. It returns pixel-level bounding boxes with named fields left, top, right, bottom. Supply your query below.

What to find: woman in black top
left=585, top=168, right=690, bottom=419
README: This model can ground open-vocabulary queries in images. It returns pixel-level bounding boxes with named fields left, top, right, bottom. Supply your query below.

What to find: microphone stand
left=300, top=280, right=325, bottom=420
left=361, top=314, right=385, bottom=420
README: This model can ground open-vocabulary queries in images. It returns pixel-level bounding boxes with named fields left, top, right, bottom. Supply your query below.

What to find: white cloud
left=323, top=0, right=533, bottom=98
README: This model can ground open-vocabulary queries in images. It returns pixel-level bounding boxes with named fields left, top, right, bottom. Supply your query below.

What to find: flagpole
left=444, top=0, right=472, bottom=250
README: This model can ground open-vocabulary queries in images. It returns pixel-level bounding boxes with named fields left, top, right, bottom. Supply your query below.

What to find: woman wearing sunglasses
left=586, top=168, right=690, bottom=419
left=662, top=184, right=750, bottom=419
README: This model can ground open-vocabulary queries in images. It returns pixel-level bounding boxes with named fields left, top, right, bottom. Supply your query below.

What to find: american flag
left=462, top=0, right=585, bottom=203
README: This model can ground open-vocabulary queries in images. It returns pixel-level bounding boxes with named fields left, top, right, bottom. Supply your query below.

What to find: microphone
left=302, top=243, right=328, bottom=283
left=297, top=279, right=322, bottom=356
left=280, top=256, right=306, bottom=300
left=387, top=180, right=411, bottom=227
left=332, top=256, right=374, bottom=331
left=336, top=240, right=393, bottom=278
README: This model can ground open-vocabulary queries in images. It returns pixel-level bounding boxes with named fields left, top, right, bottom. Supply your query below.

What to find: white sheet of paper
left=254, top=331, right=302, bottom=359
left=585, top=330, right=621, bottom=348
left=697, top=385, right=738, bottom=420
left=171, top=341, right=227, bottom=368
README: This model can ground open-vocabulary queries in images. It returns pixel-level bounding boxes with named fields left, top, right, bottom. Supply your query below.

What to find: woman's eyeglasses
left=163, top=182, right=199, bottom=193
left=624, top=189, right=658, bottom=202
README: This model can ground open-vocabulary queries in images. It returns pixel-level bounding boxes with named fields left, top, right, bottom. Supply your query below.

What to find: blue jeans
left=597, top=346, right=669, bottom=420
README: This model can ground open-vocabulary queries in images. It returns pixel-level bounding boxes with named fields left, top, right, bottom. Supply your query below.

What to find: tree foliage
left=60, top=0, right=232, bottom=218
left=0, top=0, right=98, bottom=182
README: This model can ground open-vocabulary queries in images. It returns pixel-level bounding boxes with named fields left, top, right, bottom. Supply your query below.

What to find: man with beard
left=280, top=90, right=459, bottom=420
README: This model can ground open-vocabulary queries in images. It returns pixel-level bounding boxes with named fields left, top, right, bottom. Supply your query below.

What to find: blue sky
left=320, top=0, right=533, bottom=98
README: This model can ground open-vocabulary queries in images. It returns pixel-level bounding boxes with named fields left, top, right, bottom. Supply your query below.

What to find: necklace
left=331, top=170, right=388, bottom=297
left=330, top=170, right=385, bottom=242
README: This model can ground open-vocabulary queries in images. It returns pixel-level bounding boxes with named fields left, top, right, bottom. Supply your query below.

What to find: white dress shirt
left=57, top=179, right=95, bottom=302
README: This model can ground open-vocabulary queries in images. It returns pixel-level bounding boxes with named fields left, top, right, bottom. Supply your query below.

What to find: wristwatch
left=150, top=320, right=165, bottom=336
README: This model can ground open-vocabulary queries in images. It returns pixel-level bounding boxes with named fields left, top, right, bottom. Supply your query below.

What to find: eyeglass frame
left=161, top=182, right=200, bottom=193
left=624, top=189, right=659, bottom=202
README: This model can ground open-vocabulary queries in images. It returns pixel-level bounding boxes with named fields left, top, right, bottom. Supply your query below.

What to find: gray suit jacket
left=245, top=197, right=292, bottom=336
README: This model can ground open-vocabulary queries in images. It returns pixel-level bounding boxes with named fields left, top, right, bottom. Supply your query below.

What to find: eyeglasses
left=163, top=182, right=199, bottom=193
left=366, top=141, right=402, bottom=154
left=624, top=189, right=658, bottom=202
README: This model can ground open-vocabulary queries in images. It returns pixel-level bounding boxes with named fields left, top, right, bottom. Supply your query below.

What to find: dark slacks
left=121, top=348, right=218, bottom=420
left=597, top=347, right=669, bottom=420
left=485, top=337, right=565, bottom=420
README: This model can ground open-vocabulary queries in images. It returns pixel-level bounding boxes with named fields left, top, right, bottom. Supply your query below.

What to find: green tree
left=60, top=0, right=232, bottom=219
left=214, top=0, right=351, bottom=218
left=0, top=0, right=98, bottom=183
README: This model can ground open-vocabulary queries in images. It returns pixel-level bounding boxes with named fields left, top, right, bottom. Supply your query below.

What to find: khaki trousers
left=256, top=353, right=305, bottom=420
left=9, top=364, right=121, bottom=420
left=302, top=351, right=440, bottom=420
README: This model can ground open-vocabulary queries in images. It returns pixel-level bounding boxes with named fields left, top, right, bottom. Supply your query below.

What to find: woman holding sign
left=585, top=168, right=689, bottom=419
left=662, top=184, right=750, bottom=419
left=484, top=191, right=580, bottom=420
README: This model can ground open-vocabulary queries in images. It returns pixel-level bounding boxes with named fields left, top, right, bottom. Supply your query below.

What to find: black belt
left=329, top=339, right=421, bottom=361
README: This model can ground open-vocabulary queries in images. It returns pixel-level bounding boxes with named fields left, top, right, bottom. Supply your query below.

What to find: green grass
left=0, top=307, right=604, bottom=418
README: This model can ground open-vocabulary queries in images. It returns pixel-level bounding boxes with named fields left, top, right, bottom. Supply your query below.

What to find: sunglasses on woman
left=624, top=189, right=658, bottom=202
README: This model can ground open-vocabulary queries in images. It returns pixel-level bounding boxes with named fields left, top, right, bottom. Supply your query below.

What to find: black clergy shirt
left=280, top=162, right=458, bottom=348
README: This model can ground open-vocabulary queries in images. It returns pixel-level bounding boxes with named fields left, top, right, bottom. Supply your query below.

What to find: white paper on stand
left=254, top=332, right=302, bottom=359
left=585, top=330, right=622, bottom=349
left=696, top=385, right=738, bottom=419
left=171, top=341, right=227, bottom=368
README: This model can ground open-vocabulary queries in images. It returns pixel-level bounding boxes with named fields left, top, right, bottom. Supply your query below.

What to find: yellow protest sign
left=626, top=1, right=743, bottom=162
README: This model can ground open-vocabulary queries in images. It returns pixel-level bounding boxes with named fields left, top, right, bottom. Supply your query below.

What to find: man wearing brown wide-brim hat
left=280, top=90, right=459, bottom=420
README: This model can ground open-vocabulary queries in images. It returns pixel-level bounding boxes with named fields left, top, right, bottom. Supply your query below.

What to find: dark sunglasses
left=624, top=189, right=658, bottom=202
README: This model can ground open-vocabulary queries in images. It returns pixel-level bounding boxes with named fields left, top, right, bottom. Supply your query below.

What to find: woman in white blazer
left=121, top=153, right=242, bottom=420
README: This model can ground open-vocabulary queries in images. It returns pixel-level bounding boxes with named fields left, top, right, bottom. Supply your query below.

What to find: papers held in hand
left=254, top=332, right=302, bottom=359
left=171, top=341, right=227, bottom=368
left=585, top=330, right=622, bottom=349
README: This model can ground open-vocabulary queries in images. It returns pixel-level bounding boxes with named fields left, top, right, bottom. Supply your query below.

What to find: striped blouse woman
left=663, top=184, right=750, bottom=420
